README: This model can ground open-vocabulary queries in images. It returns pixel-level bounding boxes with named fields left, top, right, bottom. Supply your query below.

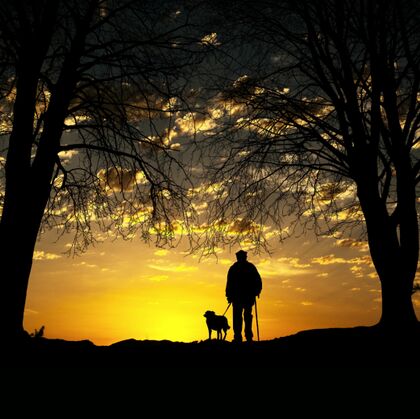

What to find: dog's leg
left=208, top=328, right=211, bottom=341
left=223, top=329, right=227, bottom=340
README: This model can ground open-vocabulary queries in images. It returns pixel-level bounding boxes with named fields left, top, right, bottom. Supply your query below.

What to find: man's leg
left=232, top=303, right=243, bottom=342
left=244, top=304, right=253, bottom=342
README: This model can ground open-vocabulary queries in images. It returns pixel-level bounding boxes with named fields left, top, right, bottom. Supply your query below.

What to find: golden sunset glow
left=1, top=0, right=419, bottom=354
left=25, top=231, right=420, bottom=345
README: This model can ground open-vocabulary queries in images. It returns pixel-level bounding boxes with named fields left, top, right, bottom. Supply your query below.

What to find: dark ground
left=5, top=325, right=420, bottom=368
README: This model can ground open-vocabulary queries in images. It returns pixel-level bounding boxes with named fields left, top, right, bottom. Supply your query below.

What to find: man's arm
left=254, top=265, right=262, bottom=297
left=226, top=266, right=233, bottom=302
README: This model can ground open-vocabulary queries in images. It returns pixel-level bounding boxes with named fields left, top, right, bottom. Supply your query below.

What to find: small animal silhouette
left=203, top=310, right=230, bottom=340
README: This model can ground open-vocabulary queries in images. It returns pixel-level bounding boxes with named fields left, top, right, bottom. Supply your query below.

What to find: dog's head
left=203, top=310, right=216, bottom=319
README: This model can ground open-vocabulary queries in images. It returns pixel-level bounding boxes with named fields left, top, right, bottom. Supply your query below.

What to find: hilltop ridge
left=6, top=325, right=420, bottom=368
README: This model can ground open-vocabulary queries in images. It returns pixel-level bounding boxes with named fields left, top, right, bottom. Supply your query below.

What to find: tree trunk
left=0, top=225, right=38, bottom=339
left=378, top=151, right=420, bottom=330
left=0, top=0, right=61, bottom=341
left=368, top=239, right=418, bottom=331
left=0, top=181, right=53, bottom=339
left=0, top=2, right=95, bottom=340
left=380, top=268, right=417, bottom=330
left=356, top=152, right=418, bottom=331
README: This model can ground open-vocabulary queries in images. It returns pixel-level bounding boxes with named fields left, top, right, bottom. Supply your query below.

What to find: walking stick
left=254, top=297, right=260, bottom=341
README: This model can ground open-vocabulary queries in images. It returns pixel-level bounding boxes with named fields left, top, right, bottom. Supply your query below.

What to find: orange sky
left=25, top=230, right=420, bottom=345
left=1, top=5, right=417, bottom=347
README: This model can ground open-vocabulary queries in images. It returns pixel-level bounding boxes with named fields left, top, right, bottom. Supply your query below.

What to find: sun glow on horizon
left=24, top=230, right=420, bottom=346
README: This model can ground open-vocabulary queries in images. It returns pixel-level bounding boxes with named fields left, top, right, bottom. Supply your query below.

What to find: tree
left=0, top=0, right=203, bottom=339
left=201, top=0, right=420, bottom=329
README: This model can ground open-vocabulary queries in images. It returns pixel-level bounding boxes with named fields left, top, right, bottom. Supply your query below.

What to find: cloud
left=147, top=262, right=198, bottom=273
left=161, top=97, right=180, bottom=115
left=175, top=112, right=217, bottom=136
left=200, top=32, right=221, bottom=47
left=151, top=127, right=179, bottom=148
left=311, top=254, right=348, bottom=265
left=188, top=182, right=227, bottom=199
left=228, top=219, right=259, bottom=234
left=73, top=261, right=97, bottom=268
left=350, top=265, right=363, bottom=277
left=236, top=116, right=290, bottom=138
left=257, top=257, right=313, bottom=278
left=33, top=250, right=62, bottom=260
left=24, top=308, right=39, bottom=315
left=311, top=254, right=372, bottom=267
left=148, top=274, right=169, bottom=282
left=58, top=149, right=79, bottom=163
left=97, top=167, right=146, bottom=193
left=348, top=256, right=373, bottom=266
left=278, top=257, right=311, bottom=269
left=211, top=93, right=246, bottom=117
left=300, top=301, right=313, bottom=306
left=64, top=114, right=90, bottom=128
left=170, top=142, right=181, bottom=151
left=335, top=238, right=369, bottom=252
left=302, top=183, right=364, bottom=223
left=317, top=182, right=354, bottom=202
left=192, top=201, right=208, bottom=215
left=154, top=249, right=169, bottom=256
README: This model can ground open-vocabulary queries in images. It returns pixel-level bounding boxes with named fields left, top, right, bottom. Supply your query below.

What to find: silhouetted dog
left=204, top=310, right=230, bottom=340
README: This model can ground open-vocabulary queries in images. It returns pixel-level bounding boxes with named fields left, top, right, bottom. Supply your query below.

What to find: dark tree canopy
left=1, top=0, right=419, bottom=339
left=0, top=0, right=207, bottom=249
left=0, top=0, right=207, bottom=337
left=196, top=0, right=420, bottom=328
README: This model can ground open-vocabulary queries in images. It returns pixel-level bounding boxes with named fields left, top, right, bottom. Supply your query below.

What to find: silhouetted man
left=226, top=250, right=262, bottom=342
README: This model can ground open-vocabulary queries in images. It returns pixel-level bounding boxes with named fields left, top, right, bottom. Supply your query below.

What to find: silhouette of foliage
left=30, top=325, right=45, bottom=338
left=0, top=0, right=207, bottom=337
left=197, top=0, right=420, bottom=328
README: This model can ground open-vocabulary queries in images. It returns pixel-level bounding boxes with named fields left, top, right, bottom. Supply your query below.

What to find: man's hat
left=236, top=250, right=247, bottom=256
